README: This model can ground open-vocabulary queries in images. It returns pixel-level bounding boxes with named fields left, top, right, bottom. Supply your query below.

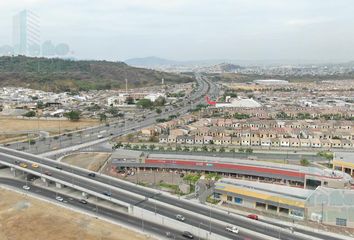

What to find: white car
left=225, top=225, right=239, bottom=234
left=22, top=185, right=30, bottom=190
left=176, top=214, right=185, bottom=222
left=55, top=196, right=64, bottom=202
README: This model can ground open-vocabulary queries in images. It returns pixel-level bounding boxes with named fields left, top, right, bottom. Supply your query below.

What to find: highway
left=0, top=147, right=342, bottom=240
left=0, top=177, right=200, bottom=240
left=0, top=75, right=343, bottom=240
left=0, top=150, right=267, bottom=240
left=3, top=73, right=215, bottom=155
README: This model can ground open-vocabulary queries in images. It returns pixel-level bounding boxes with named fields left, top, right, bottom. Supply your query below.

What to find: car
left=44, top=171, right=52, bottom=176
left=182, top=231, right=194, bottom=239
left=19, top=163, right=28, bottom=168
left=225, top=225, right=239, bottom=234
left=165, top=232, right=173, bottom=238
left=22, top=185, right=30, bottom=190
left=79, top=199, right=88, bottom=204
left=31, top=163, right=39, bottom=168
left=55, top=196, right=64, bottom=202
left=88, top=173, right=96, bottom=177
left=247, top=214, right=259, bottom=220
left=175, top=214, right=185, bottom=222
left=55, top=166, right=62, bottom=170
left=103, top=191, right=112, bottom=196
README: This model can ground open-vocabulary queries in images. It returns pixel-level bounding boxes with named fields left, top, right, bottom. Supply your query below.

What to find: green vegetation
left=234, top=112, right=250, bottom=119
left=0, top=56, right=193, bottom=92
left=136, top=99, right=153, bottom=109
left=23, top=111, right=36, bottom=117
left=317, top=151, right=334, bottom=161
left=300, top=158, right=310, bottom=166
left=64, top=110, right=81, bottom=121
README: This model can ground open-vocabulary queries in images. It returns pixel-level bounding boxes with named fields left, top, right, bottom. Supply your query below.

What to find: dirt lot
left=0, top=117, right=99, bottom=135
left=0, top=188, right=154, bottom=240
left=61, top=152, right=111, bottom=171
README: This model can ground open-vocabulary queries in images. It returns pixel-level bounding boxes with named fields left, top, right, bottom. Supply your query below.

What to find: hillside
left=0, top=56, right=193, bottom=92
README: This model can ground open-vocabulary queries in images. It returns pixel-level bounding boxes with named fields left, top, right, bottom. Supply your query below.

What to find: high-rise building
left=12, top=10, right=40, bottom=56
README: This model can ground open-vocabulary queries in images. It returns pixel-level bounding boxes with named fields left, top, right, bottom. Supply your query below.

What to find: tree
left=36, top=101, right=45, bottom=109
left=300, top=158, right=310, bottom=166
left=99, top=113, right=107, bottom=122
left=136, top=99, right=153, bottom=109
left=64, top=110, right=80, bottom=121
left=219, top=147, right=225, bottom=153
left=23, top=111, right=36, bottom=117
left=183, top=146, right=190, bottom=152
left=149, top=144, right=156, bottom=151
left=154, top=96, right=166, bottom=106
left=202, top=145, right=208, bottom=152
left=245, top=148, right=253, bottom=153
left=156, top=108, right=162, bottom=114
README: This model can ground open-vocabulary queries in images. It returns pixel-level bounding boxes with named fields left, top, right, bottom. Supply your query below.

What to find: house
left=251, top=137, right=260, bottom=146
left=320, top=139, right=331, bottom=149
left=330, top=139, right=342, bottom=148
left=159, top=135, right=168, bottom=143
left=176, top=135, right=187, bottom=144
left=260, top=138, right=271, bottom=147
left=280, top=139, right=290, bottom=147
left=194, top=136, right=204, bottom=145
left=271, top=138, right=280, bottom=147
left=341, top=139, right=352, bottom=149
left=300, top=139, right=311, bottom=148
left=203, top=136, right=213, bottom=144
left=185, top=136, right=195, bottom=145
left=241, top=137, right=250, bottom=146
left=223, top=136, right=232, bottom=145
left=289, top=138, right=300, bottom=148
left=231, top=137, right=241, bottom=146
left=310, top=139, right=322, bottom=148
left=167, top=135, right=177, bottom=143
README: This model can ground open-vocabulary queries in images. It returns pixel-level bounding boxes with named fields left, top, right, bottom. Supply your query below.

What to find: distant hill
left=0, top=56, right=193, bottom=92
left=125, top=56, right=180, bottom=67
left=217, top=63, right=244, bottom=72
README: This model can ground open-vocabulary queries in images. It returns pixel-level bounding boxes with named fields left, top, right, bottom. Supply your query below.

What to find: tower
left=13, top=10, right=40, bottom=56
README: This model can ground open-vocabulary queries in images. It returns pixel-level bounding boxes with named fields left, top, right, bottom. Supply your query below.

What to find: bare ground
left=0, top=117, right=99, bottom=135
left=0, top=187, right=154, bottom=240
left=61, top=152, right=111, bottom=171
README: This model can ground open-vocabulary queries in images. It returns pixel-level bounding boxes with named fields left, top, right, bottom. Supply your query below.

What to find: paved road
left=0, top=150, right=266, bottom=240
left=0, top=177, right=198, bottom=240
left=0, top=147, right=341, bottom=240
left=4, top=73, right=214, bottom=155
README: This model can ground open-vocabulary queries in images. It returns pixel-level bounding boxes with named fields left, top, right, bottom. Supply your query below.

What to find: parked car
left=176, top=214, right=185, bottom=222
left=44, top=171, right=52, bottom=176
left=225, top=225, right=239, bottom=234
left=182, top=231, right=194, bottom=239
left=88, top=173, right=96, bottom=177
left=55, top=166, right=62, bottom=170
left=247, top=214, right=259, bottom=220
left=22, top=185, right=30, bottom=190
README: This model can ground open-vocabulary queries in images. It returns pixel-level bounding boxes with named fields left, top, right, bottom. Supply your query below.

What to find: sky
left=0, top=0, right=354, bottom=62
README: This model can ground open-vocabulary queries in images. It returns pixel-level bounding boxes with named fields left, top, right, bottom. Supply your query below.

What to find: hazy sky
left=1, top=0, right=354, bottom=62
